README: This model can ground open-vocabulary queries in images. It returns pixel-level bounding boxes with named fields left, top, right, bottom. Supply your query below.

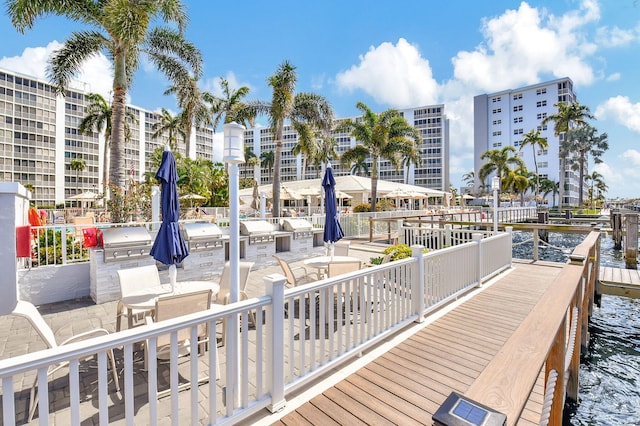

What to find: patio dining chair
left=116, top=264, right=162, bottom=331
left=327, top=260, right=362, bottom=278
left=214, top=261, right=254, bottom=345
left=144, top=289, right=217, bottom=396
left=12, top=301, right=121, bottom=422
left=273, top=254, right=317, bottom=287
left=333, top=240, right=350, bottom=256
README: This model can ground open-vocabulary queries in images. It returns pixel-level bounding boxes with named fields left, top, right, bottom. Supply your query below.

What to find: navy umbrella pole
left=322, top=165, right=344, bottom=259
left=150, top=149, right=189, bottom=291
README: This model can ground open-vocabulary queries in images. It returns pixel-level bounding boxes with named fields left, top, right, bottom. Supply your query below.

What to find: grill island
left=101, top=227, right=152, bottom=262
left=280, top=218, right=314, bottom=258
left=179, top=222, right=228, bottom=281
left=239, top=220, right=278, bottom=267
left=90, top=226, right=155, bottom=304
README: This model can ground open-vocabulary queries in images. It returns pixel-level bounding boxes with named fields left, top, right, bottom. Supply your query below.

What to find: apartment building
left=0, top=68, right=215, bottom=207
left=473, top=77, right=579, bottom=206
left=245, top=105, right=450, bottom=192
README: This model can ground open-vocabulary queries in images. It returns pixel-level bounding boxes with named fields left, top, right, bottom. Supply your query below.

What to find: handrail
left=464, top=230, right=599, bottom=425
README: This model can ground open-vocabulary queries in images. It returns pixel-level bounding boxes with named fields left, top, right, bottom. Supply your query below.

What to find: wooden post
left=369, top=217, right=373, bottom=243
left=611, top=210, right=622, bottom=249
left=538, top=211, right=549, bottom=242
left=533, top=228, right=539, bottom=262
left=546, top=316, right=566, bottom=426
left=623, top=213, right=638, bottom=268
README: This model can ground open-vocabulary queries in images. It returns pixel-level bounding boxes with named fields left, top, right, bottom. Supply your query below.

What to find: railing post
left=444, top=224, right=452, bottom=247
left=398, top=219, right=404, bottom=245
left=547, top=316, right=567, bottom=426
left=533, top=228, right=539, bottom=261
left=412, top=245, right=425, bottom=322
left=506, top=226, right=513, bottom=268
left=369, top=217, right=373, bottom=242
left=265, top=273, right=287, bottom=413
left=473, top=233, right=482, bottom=286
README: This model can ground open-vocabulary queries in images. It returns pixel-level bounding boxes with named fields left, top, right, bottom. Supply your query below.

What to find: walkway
left=251, top=260, right=564, bottom=425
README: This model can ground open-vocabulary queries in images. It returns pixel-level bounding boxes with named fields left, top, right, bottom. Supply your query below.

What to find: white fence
left=1, top=232, right=512, bottom=425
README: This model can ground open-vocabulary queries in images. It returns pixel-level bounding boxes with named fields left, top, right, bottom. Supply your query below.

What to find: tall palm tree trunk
left=371, top=155, right=379, bottom=212
left=272, top=123, right=284, bottom=218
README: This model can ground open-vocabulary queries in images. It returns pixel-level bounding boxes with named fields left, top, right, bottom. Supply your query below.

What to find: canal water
left=511, top=232, right=640, bottom=425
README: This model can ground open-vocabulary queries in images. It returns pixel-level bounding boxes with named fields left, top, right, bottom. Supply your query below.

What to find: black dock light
left=433, top=392, right=506, bottom=426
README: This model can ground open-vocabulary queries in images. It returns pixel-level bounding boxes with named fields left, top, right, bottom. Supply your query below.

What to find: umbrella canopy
left=150, top=150, right=189, bottom=267
left=67, top=190, right=99, bottom=201
left=322, top=165, right=344, bottom=246
left=180, top=193, right=207, bottom=201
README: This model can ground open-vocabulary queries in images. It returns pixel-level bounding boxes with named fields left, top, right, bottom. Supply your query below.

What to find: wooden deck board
left=273, top=262, right=563, bottom=426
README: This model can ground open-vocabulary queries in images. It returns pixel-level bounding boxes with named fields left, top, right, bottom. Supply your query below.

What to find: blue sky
left=2, top=0, right=640, bottom=198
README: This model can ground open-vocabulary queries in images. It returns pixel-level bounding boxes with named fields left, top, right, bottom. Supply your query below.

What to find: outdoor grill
left=240, top=220, right=275, bottom=244
left=100, top=226, right=152, bottom=263
left=180, top=222, right=226, bottom=251
left=281, top=218, right=314, bottom=239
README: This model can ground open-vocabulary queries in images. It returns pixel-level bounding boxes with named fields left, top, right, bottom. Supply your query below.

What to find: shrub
left=383, top=243, right=412, bottom=260
left=353, top=203, right=371, bottom=213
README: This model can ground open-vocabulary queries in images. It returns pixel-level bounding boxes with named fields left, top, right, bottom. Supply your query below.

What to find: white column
left=0, top=183, right=30, bottom=314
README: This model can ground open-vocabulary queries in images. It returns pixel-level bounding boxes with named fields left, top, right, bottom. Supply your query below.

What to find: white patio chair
left=12, top=301, right=121, bottom=422
left=144, top=289, right=218, bottom=396
left=116, top=264, right=162, bottom=331
left=214, top=261, right=254, bottom=345
left=273, top=254, right=317, bottom=287
left=333, top=240, right=350, bottom=256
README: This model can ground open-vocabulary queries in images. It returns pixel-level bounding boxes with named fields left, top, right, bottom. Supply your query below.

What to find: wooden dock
left=598, top=266, right=640, bottom=299
left=266, top=260, right=566, bottom=426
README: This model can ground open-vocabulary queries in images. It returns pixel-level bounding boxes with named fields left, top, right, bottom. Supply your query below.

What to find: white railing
left=401, top=224, right=494, bottom=250
left=1, top=233, right=512, bottom=425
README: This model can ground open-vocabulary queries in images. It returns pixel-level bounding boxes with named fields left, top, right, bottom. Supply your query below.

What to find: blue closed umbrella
left=322, top=164, right=344, bottom=258
left=150, top=149, right=189, bottom=289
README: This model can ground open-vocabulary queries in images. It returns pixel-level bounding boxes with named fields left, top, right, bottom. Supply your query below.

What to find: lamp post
left=223, top=122, right=245, bottom=407
left=492, top=176, right=500, bottom=233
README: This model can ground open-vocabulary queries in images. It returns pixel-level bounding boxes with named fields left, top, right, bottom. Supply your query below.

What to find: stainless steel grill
left=240, top=220, right=275, bottom=244
left=101, top=226, right=152, bottom=262
left=180, top=222, right=225, bottom=251
left=281, top=218, right=314, bottom=239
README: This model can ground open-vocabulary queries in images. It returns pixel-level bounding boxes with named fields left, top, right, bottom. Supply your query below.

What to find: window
left=537, top=125, right=548, bottom=131
left=492, top=142, right=502, bottom=148
left=492, top=119, right=502, bottom=125
left=492, top=96, right=502, bottom=102
left=539, top=161, right=548, bottom=168
left=513, top=117, right=523, bottom=123
left=513, top=128, right=523, bottom=135
left=513, top=105, right=523, bottom=112
left=492, top=108, right=502, bottom=114
left=536, top=100, right=547, bottom=107
left=536, top=112, right=547, bottom=120
left=538, top=149, right=548, bottom=156
left=514, top=140, right=521, bottom=147
left=492, top=131, right=502, bottom=136
left=513, top=93, right=523, bottom=100
left=536, top=88, right=547, bottom=95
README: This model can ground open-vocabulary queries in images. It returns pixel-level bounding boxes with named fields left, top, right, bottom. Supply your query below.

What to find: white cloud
left=201, top=71, right=254, bottom=98
left=452, top=1, right=598, bottom=91
left=335, top=38, right=439, bottom=108
left=595, top=96, right=640, bottom=133
left=595, top=24, right=639, bottom=47
left=606, top=72, right=621, bottom=82
left=0, top=40, right=113, bottom=98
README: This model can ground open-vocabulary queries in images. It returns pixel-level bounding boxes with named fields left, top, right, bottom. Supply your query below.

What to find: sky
left=1, top=0, right=640, bottom=198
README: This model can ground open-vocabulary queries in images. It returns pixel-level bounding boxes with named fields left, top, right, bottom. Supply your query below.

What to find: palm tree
left=519, top=129, right=548, bottom=201
left=164, top=77, right=212, bottom=157
left=337, top=102, right=420, bottom=212
left=539, top=178, right=560, bottom=208
left=542, top=101, right=594, bottom=207
left=78, top=93, right=137, bottom=196
left=260, top=150, right=275, bottom=178
left=207, top=77, right=256, bottom=130
left=348, top=152, right=370, bottom=176
left=152, top=108, right=186, bottom=153
left=462, top=171, right=475, bottom=188
left=310, top=134, right=339, bottom=178
left=7, top=0, right=202, bottom=192
left=401, top=146, right=422, bottom=184
left=261, top=61, right=334, bottom=217
left=478, top=146, right=525, bottom=193
left=584, top=171, right=605, bottom=210
left=503, top=166, right=530, bottom=205
left=291, top=124, right=318, bottom=180
left=243, top=146, right=258, bottom=179
left=69, top=158, right=86, bottom=206
left=563, top=125, right=608, bottom=207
